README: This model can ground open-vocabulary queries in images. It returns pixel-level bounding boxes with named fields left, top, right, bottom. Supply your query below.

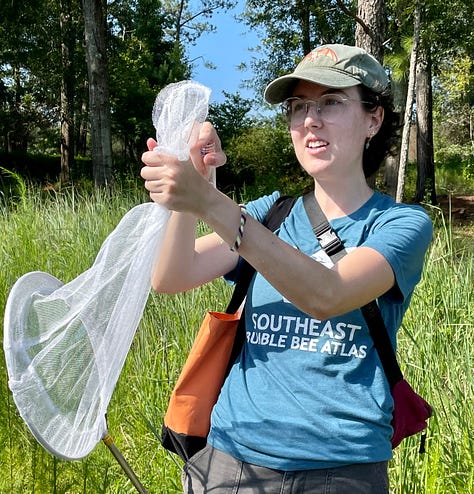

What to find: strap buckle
left=315, top=225, right=344, bottom=256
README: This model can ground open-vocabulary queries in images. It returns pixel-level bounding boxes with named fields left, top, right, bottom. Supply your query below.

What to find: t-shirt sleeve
left=363, top=204, right=433, bottom=302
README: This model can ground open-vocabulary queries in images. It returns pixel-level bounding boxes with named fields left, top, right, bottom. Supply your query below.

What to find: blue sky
left=187, top=3, right=259, bottom=104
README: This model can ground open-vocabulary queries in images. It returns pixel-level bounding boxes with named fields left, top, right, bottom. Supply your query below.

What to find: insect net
left=3, top=80, right=211, bottom=461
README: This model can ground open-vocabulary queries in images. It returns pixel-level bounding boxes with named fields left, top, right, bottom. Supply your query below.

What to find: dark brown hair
left=359, top=85, right=401, bottom=178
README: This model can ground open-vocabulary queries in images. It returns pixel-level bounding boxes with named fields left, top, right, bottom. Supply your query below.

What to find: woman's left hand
left=189, top=121, right=227, bottom=179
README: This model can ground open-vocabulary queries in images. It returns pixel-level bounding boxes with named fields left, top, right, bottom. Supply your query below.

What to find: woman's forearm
left=151, top=211, right=199, bottom=293
left=199, top=190, right=394, bottom=321
left=151, top=207, right=239, bottom=294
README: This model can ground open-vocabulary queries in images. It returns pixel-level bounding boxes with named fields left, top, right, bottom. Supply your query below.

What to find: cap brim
left=264, top=70, right=362, bottom=104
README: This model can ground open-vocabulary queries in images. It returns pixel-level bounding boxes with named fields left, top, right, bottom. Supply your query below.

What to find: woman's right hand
left=141, top=123, right=238, bottom=293
left=141, top=122, right=226, bottom=216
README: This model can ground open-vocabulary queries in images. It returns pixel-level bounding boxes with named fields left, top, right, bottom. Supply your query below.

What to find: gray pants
left=182, top=444, right=389, bottom=494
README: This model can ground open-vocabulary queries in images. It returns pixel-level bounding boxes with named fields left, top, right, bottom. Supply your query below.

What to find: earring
left=365, top=137, right=371, bottom=150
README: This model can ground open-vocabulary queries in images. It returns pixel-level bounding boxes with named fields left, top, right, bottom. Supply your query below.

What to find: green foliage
left=107, top=0, right=188, bottom=165
left=224, top=114, right=312, bottom=198
left=208, top=92, right=255, bottom=145
left=241, top=0, right=354, bottom=96
left=1, top=0, right=473, bottom=203
left=433, top=52, right=474, bottom=148
left=0, top=0, right=85, bottom=154
left=0, top=0, right=207, bottom=165
left=388, top=205, right=474, bottom=493
left=0, top=151, right=94, bottom=185
left=384, top=35, right=413, bottom=84
left=435, top=144, right=473, bottom=172
left=401, top=158, right=474, bottom=203
left=0, top=166, right=27, bottom=207
left=0, top=152, right=60, bottom=182
left=208, top=91, right=312, bottom=197
left=434, top=145, right=474, bottom=192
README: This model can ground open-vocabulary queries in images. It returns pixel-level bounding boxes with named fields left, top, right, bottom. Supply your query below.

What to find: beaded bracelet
left=230, top=204, right=248, bottom=251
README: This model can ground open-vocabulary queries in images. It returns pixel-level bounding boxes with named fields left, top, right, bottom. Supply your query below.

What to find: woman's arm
left=141, top=125, right=396, bottom=320
left=151, top=211, right=239, bottom=293
left=199, top=191, right=396, bottom=321
left=142, top=125, right=238, bottom=294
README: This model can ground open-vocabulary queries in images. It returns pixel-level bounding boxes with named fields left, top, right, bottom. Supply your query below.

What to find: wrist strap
left=230, top=205, right=248, bottom=252
left=302, top=192, right=403, bottom=388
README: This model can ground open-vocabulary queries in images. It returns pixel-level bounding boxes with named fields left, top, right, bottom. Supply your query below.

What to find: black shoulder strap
left=302, top=192, right=403, bottom=388
left=303, top=193, right=346, bottom=263
left=226, top=196, right=296, bottom=314
left=360, top=303, right=403, bottom=387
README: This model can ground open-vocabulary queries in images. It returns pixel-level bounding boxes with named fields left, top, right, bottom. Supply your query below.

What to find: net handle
left=102, top=433, right=149, bottom=494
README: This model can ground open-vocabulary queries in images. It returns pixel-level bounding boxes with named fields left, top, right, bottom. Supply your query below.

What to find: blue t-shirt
left=207, top=191, right=433, bottom=470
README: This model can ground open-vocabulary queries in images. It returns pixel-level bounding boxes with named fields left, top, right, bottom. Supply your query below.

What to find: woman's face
left=288, top=81, right=383, bottom=183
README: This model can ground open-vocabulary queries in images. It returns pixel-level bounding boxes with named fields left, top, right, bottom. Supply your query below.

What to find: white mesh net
left=4, top=204, right=170, bottom=459
left=3, top=80, right=211, bottom=461
left=152, top=80, right=211, bottom=160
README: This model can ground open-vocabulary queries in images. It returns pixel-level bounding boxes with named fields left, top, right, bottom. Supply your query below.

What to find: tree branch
left=335, top=0, right=375, bottom=40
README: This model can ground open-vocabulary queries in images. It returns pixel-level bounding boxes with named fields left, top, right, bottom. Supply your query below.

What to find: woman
left=141, top=44, right=432, bottom=494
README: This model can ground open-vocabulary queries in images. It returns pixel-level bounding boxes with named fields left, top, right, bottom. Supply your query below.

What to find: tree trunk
left=59, top=0, right=75, bottom=184
left=414, top=43, right=437, bottom=204
left=384, top=79, right=407, bottom=198
left=296, top=0, right=312, bottom=55
left=396, top=0, right=421, bottom=203
left=82, top=0, right=113, bottom=187
left=8, top=65, right=28, bottom=152
left=354, top=0, right=385, bottom=63
left=77, top=80, right=89, bottom=156
left=354, top=0, right=385, bottom=188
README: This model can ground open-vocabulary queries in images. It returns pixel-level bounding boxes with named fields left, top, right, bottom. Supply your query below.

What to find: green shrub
left=434, top=144, right=474, bottom=191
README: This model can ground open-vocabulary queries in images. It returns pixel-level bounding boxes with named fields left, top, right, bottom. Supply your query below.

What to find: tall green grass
left=0, top=184, right=472, bottom=493
left=389, top=207, right=474, bottom=493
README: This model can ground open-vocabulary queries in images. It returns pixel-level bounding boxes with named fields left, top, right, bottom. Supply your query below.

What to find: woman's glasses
left=282, top=94, right=374, bottom=126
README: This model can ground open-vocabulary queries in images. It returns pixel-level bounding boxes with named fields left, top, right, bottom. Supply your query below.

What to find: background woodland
left=1, top=1, right=473, bottom=493
left=0, top=0, right=473, bottom=203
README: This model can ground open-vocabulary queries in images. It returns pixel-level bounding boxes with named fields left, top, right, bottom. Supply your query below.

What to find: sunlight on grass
left=0, top=185, right=472, bottom=493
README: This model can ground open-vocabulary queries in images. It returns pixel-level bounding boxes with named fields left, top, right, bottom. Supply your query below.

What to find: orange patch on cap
left=305, top=47, right=339, bottom=62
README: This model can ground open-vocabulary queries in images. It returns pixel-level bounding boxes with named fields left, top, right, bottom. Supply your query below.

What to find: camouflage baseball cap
left=264, top=44, right=389, bottom=104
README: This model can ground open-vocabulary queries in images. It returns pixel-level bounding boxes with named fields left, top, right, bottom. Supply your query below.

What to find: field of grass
left=0, top=182, right=473, bottom=493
